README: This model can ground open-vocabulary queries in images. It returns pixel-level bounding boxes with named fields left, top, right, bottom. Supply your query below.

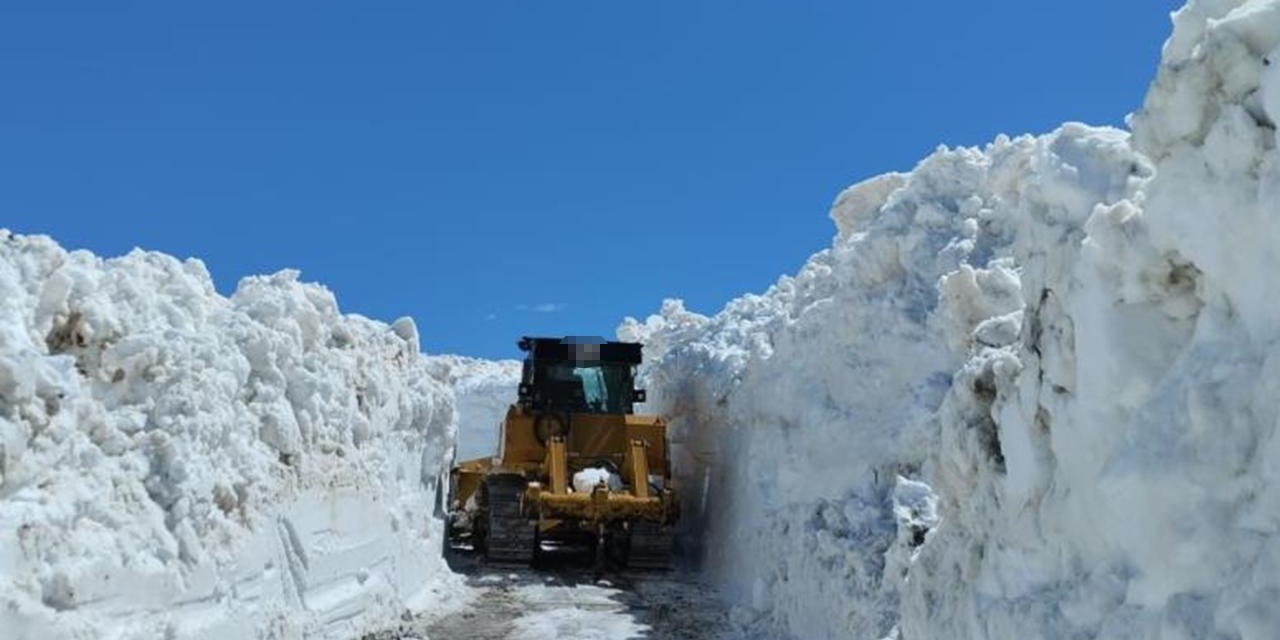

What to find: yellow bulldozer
left=447, top=336, right=678, bottom=569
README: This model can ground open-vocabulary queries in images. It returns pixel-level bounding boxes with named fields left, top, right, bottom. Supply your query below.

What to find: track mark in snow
left=278, top=516, right=310, bottom=608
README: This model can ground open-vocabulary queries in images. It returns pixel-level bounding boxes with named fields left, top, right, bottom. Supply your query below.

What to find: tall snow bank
left=0, top=232, right=459, bottom=639
left=623, top=1, right=1280, bottom=637
left=424, top=356, right=520, bottom=462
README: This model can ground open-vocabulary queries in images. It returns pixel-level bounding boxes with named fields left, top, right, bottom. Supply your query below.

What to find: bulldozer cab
left=517, top=336, right=645, bottom=415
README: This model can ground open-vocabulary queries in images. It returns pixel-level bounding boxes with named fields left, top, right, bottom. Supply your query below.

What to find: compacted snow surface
left=0, top=234, right=462, bottom=639
left=614, top=1, right=1280, bottom=638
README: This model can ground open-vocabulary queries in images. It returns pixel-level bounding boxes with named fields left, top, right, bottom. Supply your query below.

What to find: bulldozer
left=447, top=336, right=678, bottom=570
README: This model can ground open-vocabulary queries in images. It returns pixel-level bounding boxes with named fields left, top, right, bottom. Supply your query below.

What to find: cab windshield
left=539, top=361, right=633, bottom=414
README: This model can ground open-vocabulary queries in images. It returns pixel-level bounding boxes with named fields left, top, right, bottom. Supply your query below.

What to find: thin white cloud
left=516, top=303, right=566, bottom=313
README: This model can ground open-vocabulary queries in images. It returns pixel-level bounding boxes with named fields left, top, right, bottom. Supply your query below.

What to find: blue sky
left=2, top=2, right=1182, bottom=359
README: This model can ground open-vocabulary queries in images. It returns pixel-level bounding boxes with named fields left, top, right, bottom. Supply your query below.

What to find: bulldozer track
left=627, top=522, right=674, bottom=570
left=481, top=474, right=536, bottom=564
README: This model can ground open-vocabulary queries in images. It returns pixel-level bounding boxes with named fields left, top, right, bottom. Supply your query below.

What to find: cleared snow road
left=362, top=551, right=740, bottom=640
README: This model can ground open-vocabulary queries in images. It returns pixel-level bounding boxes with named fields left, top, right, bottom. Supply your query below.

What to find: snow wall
left=0, top=233, right=461, bottom=639
left=423, top=356, right=520, bottom=462
left=621, top=2, right=1280, bottom=637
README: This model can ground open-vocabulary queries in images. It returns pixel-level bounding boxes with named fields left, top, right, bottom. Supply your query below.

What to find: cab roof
left=517, top=336, right=643, bottom=364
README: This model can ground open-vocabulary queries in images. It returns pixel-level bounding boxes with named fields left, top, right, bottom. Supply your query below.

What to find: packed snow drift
left=620, top=1, right=1280, bottom=637
left=0, top=233, right=460, bottom=639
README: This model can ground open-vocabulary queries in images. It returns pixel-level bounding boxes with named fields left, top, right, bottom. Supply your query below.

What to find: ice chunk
left=392, top=316, right=420, bottom=353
